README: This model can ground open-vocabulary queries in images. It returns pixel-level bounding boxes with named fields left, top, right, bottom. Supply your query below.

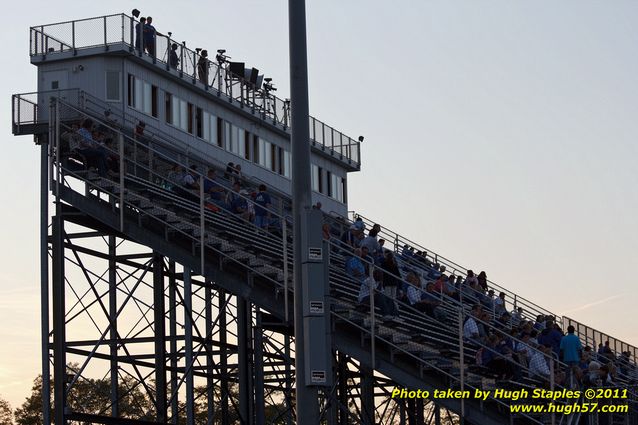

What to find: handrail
left=350, top=211, right=561, bottom=322
left=28, top=12, right=361, bottom=166
left=564, top=316, right=638, bottom=365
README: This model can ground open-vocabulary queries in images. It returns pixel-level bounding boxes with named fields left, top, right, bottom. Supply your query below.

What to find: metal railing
left=349, top=212, right=561, bottom=322
left=564, top=317, right=638, bottom=365
left=29, top=13, right=361, bottom=167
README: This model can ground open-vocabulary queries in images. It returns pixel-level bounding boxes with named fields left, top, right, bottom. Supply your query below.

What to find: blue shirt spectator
left=560, top=326, right=583, bottom=364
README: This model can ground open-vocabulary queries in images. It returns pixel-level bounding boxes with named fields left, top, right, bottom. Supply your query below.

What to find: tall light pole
left=288, top=0, right=321, bottom=422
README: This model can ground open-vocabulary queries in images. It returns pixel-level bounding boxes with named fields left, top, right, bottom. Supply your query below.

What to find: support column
left=288, top=0, right=320, bottom=421
left=40, top=139, right=51, bottom=425
left=238, top=297, right=253, bottom=424
left=168, top=260, right=178, bottom=424
left=360, top=365, right=375, bottom=425
left=183, top=268, right=194, bottom=425
left=337, top=353, right=348, bottom=425
left=52, top=215, right=66, bottom=425
left=205, top=284, right=214, bottom=425
left=219, top=290, right=229, bottom=425
left=153, top=253, right=166, bottom=422
left=108, top=236, right=119, bottom=417
left=284, top=335, right=293, bottom=425
left=254, top=311, right=265, bottom=425
left=434, top=404, right=441, bottom=425
left=415, top=399, right=424, bottom=425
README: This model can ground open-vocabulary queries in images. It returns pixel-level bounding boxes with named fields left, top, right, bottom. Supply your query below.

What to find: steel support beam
left=219, top=290, right=230, bottom=425
left=205, top=283, right=214, bottom=425
left=360, top=364, right=375, bottom=425
left=238, top=297, right=253, bottom=424
left=108, top=235, right=119, bottom=417
left=40, top=138, right=51, bottom=425
left=254, top=311, right=265, bottom=425
left=168, top=260, right=179, bottom=424
left=183, top=268, right=194, bottom=425
left=52, top=214, right=66, bottom=425
left=153, top=253, right=167, bottom=422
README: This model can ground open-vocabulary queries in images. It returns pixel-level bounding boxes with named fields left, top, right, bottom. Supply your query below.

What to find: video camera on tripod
left=216, top=49, right=230, bottom=65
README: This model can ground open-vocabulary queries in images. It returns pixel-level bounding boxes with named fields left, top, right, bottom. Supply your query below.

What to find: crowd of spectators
left=61, top=114, right=638, bottom=393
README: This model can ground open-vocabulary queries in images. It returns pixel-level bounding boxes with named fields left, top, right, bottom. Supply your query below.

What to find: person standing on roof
left=197, top=50, right=209, bottom=84
left=169, top=43, right=179, bottom=69
left=135, top=17, right=146, bottom=51
left=253, top=184, right=272, bottom=229
left=144, top=17, right=157, bottom=56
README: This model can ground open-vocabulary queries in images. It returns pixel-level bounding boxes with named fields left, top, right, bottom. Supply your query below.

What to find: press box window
left=128, top=74, right=157, bottom=117
left=105, top=71, right=121, bottom=101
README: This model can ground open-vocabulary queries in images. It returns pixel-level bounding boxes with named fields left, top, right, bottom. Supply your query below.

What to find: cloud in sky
left=561, top=294, right=624, bottom=316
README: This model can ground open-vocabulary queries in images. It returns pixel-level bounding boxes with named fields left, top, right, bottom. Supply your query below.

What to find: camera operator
left=197, top=50, right=209, bottom=84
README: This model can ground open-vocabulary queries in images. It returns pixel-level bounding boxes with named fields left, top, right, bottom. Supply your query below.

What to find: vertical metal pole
left=183, top=268, right=194, bottom=425
left=458, top=309, right=465, bottom=423
left=200, top=175, right=205, bottom=274
left=282, top=203, right=289, bottom=322
left=550, top=358, right=555, bottom=425
left=205, top=284, right=214, bottom=425
left=337, top=353, right=348, bottom=425
left=254, top=311, right=265, bottom=425
left=40, top=137, right=51, bottom=425
left=238, top=298, right=252, bottom=424
left=168, top=261, right=178, bottom=424
left=288, top=0, right=319, bottom=421
left=360, top=365, right=375, bottom=425
left=370, top=275, right=376, bottom=369
left=71, top=21, right=75, bottom=54
left=284, top=335, right=293, bottom=425
left=219, top=290, right=229, bottom=425
left=103, top=16, right=107, bottom=48
left=52, top=214, right=66, bottom=425
left=154, top=253, right=167, bottom=423
left=108, top=236, right=119, bottom=417
left=119, top=133, right=124, bottom=232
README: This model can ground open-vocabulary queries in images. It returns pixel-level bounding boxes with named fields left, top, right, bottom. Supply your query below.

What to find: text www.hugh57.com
left=510, top=403, right=628, bottom=415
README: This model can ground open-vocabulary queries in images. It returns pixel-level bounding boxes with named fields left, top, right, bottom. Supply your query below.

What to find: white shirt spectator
left=529, top=350, right=550, bottom=379
left=406, top=286, right=423, bottom=305
left=360, top=235, right=380, bottom=254
left=358, top=276, right=378, bottom=303
left=463, top=316, right=479, bottom=340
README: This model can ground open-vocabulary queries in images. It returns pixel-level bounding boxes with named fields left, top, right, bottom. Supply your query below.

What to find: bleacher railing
left=564, top=317, right=637, bottom=365
left=29, top=13, right=360, bottom=167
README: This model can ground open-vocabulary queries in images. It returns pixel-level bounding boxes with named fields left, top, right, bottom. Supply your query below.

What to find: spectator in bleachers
left=477, top=271, right=488, bottom=291
left=598, top=341, right=614, bottom=363
left=203, top=169, right=226, bottom=208
left=253, top=184, right=272, bottom=229
left=463, top=304, right=482, bottom=342
left=464, top=270, right=478, bottom=287
left=358, top=269, right=398, bottom=321
left=340, top=224, right=360, bottom=252
left=511, top=307, right=523, bottom=326
left=494, top=292, right=506, bottom=316
left=77, top=119, right=108, bottom=176
left=226, top=182, right=250, bottom=221
left=534, top=315, right=546, bottom=332
left=482, top=334, right=515, bottom=380
left=225, top=162, right=235, bottom=178
left=420, top=282, right=447, bottom=321
left=360, top=226, right=380, bottom=257
left=381, top=252, right=401, bottom=304
left=181, top=165, right=200, bottom=191
left=346, top=248, right=367, bottom=284
left=560, top=325, right=583, bottom=367
left=529, top=344, right=553, bottom=381
left=514, top=333, right=534, bottom=367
